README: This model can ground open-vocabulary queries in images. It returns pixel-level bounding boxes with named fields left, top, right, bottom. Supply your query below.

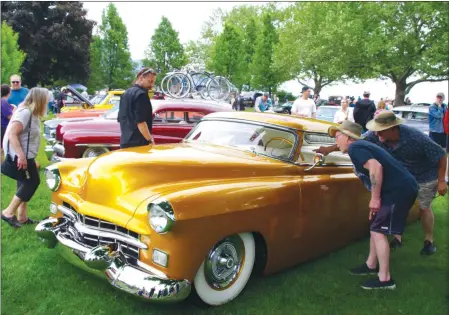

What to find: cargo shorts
left=418, top=180, right=438, bottom=210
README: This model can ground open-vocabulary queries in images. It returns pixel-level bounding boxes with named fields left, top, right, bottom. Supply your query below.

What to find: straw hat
left=366, top=110, right=405, bottom=132
left=328, top=120, right=363, bottom=140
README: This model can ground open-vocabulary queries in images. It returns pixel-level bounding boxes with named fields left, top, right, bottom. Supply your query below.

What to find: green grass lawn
left=1, top=133, right=448, bottom=315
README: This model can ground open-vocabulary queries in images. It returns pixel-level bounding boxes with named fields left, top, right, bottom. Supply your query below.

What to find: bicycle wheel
left=207, top=76, right=231, bottom=101
left=160, top=74, right=170, bottom=95
left=166, top=73, right=191, bottom=99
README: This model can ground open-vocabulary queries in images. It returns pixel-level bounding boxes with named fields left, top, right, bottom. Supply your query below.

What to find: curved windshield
left=101, top=104, right=119, bottom=120
left=90, top=94, right=107, bottom=104
left=186, top=120, right=297, bottom=160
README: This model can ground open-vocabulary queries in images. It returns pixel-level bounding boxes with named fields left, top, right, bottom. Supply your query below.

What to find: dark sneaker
left=420, top=240, right=436, bottom=255
left=360, top=277, right=396, bottom=290
left=349, top=263, right=379, bottom=276
left=390, top=237, right=402, bottom=250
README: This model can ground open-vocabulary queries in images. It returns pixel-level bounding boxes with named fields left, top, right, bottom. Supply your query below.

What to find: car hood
left=77, top=142, right=291, bottom=213
left=60, top=118, right=118, bottom=136
left=45, top=117, right=97, bottom=129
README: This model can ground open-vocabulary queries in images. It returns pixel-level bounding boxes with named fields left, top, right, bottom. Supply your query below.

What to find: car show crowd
left=1, top=68, right=448, bottom=299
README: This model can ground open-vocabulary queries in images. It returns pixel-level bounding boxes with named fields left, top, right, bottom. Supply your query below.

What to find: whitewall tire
left=193, top=233, right=255, bottom=306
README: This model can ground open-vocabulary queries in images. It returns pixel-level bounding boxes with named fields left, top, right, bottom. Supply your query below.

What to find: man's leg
left=371, top=231, right=390, bottom=282
left=366, top=236, right=378, bottom=269
left=417, top=180, right=438, bottom=254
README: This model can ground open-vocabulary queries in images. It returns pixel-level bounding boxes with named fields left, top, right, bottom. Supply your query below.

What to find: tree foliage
left=143, top=16, right=186, bottom=83
left=250, top=12, right=281, bottom=95
left=87, top=35, right=104, bottom=92
left=355, top=2, right=449, bottom=105
left=96, top=3, right=135, bottom=89
left=210, top=23, right=246, bottom=89
left=1, top=21, right=26, bottom=84
left=1, top=1, right=95, bottom=87
left=274, top=2, right=362, bottom=96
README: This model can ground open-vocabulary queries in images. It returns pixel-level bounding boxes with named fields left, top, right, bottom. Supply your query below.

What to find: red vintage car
left=48, top=99, right=232, bottom=161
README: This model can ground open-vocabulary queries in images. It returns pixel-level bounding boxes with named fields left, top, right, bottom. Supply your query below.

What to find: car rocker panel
left=35, top=112, right=421, bottom=306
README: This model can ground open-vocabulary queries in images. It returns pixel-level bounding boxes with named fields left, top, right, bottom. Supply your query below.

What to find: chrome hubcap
left=204, top=235, right=245, bottom=290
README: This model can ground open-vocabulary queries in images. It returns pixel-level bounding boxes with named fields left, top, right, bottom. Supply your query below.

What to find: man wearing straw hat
left=316, top=111, right=447, bottom=255
left=329, top=120, right=418, bottom=290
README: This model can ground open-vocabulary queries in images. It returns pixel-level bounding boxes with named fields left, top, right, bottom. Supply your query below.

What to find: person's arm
left=7, top=121, right=28, bottom=169
left=363, top=158, right=383, bottom=204
left=314, top=144, right=339, bottom=155
left=134, top=94, right=154, bottom=144
left=429, top=105, right=443, bottom=119
left=437, top=155, right=447, bottom=195
left=311, top=102, right=317, bottom=119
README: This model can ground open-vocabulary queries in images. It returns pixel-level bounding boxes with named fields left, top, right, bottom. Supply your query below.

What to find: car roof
left=152, top=99, right=232, bottom=112
left=393, top=105, right=429, bottom=113
left=318, top=105, right=340, bottom=109
left=204, top=111, right=337, bottom=133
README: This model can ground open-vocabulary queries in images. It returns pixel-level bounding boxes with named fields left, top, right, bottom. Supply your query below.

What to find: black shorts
left=429, top=132, right=447, bottom=149
left=370, top=191, right=418, bottom=235
left=16, top=158, right=41, bottom=202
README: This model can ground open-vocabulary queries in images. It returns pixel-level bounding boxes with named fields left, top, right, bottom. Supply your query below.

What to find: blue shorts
left=370, top=192, right=418, bottom=235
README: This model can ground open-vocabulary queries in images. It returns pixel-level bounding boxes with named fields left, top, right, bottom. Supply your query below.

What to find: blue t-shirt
left=364, top=125, right=445, bottom=183
left=348, top=140, right=418, bottom=205
left=8, top=87, right=29, bottom=106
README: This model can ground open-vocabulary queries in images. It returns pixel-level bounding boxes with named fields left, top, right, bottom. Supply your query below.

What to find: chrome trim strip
left=57, top=205, right=147, bottom=249
left=75, top=143, right=121, bottom=148
left=73, top=222, right=147, bottom=249
left=135, top=260, right=168, bottom=279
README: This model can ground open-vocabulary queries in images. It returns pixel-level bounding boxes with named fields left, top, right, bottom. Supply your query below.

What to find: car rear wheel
left=82, top=146, right=110, bottom=158
left=282, top=109, right=290, bottom=114
left=192, top=233, right=255, bottom=306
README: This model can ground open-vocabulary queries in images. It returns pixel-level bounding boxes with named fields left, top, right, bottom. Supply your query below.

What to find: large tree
left=357, top=2, right=449, bottom=106
left=210, top=23, right=246, bottom=89
left=87, top=35, right=104, bottom=92
left=250, top=12, right=282, bottom=95
left=1, top=21, right=26, bottom=84
left=274, top=2, right=362, bottom=96
left=143, top=16, right=186, bottom=83
left=1, top=1, right=95, bottom=87
left=97, top=3, right=135, bottom=89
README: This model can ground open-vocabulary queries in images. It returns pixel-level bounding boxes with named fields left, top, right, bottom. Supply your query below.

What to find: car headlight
left=44, top=167, right=61, bottom=191
left=148, top=200, right=175, bottom=234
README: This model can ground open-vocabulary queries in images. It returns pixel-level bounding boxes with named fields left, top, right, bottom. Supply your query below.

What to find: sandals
left=1, top=214, right=22, bottom=228
left=17, top=217, right=40, bottom=225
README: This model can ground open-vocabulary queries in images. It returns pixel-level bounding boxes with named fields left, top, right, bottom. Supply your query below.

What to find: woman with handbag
left=1, top=87, right=48, bottom=228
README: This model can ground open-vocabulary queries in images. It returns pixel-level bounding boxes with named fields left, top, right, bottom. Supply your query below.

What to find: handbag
left=1, top=110, right=32, bottom=181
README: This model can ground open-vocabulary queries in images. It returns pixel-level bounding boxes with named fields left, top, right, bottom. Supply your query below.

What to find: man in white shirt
left=291, top=86, right=316, bottom=118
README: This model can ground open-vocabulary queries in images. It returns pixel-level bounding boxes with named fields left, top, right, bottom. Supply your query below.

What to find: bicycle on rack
left=162, top=65, right=232, bottom=101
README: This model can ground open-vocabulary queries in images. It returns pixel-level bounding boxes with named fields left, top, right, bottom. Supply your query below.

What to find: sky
left=83, top=1, right=448, bottom=103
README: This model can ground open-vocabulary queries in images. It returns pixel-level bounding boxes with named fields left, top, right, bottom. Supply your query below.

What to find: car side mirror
left=304, top=153, right=325, bottom=171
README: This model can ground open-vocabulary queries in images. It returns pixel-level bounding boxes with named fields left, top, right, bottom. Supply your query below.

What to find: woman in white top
left=333, top=99, right=354, bottom=124
left=2, top=87, right=48, bottom=228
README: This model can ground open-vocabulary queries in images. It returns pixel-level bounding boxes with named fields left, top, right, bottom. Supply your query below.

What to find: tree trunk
left=394, top=79, right=407, bottom=107
left=314, top=83, right=322, bottom=97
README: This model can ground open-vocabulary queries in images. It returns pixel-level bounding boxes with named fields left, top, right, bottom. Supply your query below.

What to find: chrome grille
left=304, top=133, right=336, bottom=144
left=62, top=202, right=140, bottom=259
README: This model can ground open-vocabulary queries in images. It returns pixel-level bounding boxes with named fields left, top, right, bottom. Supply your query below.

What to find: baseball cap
left=436, top=92, right=445, bottom=99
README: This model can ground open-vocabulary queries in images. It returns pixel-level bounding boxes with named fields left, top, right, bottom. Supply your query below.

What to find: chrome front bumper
left=45, top=143, right=66, bottom=163
left=35, top=217, right=191, bottom=303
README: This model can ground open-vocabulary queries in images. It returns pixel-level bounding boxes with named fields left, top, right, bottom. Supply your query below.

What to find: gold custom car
left=36, top=112, right=420, bottom=306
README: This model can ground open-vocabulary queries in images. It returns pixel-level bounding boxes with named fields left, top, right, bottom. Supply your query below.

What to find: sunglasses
left=141, top=68, right=156, bottom=76
left=11, top=81, right=20, bottom=84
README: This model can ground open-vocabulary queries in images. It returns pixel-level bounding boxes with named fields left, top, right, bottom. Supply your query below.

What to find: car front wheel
left=82, top=146, right=110, bottom=158
left=192, top=233, right=255, bottom=306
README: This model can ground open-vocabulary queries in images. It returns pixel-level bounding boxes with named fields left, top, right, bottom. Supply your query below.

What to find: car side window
left=154, top=111, right=186, bottom=123
left=187, top=111, right=205, bottom=123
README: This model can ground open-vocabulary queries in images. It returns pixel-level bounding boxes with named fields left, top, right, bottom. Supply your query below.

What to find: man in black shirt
left=353, top=91, right=376, bottom=131
left=118, top=68, right=157, bottom=149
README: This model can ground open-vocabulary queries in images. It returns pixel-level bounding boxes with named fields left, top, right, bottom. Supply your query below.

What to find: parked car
left=60, top=87, right=123, bottom=112
left=152, top=91, right=166, bottom=100
left=392, top=105, right=429, bottom=134
left=36, top=111, right=420, bottom=306
left=327, top=95, right=344, bottom=106
left=316, top=105, right=342, bottom=122
left=273, top=101, right=293, bottom=114
left=240, top=91, right=263, bottom=108
left=46, top=99, right=233, bottom=162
